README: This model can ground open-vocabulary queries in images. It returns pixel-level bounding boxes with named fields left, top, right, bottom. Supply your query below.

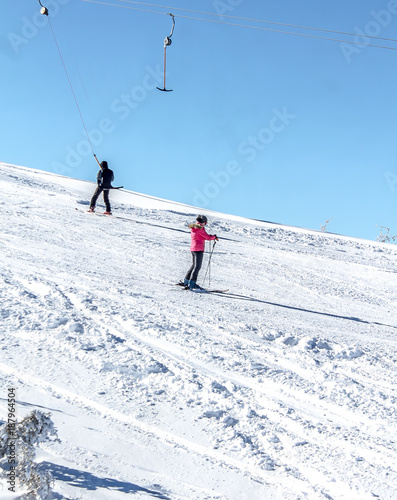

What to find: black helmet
left=101, top=161, right=108, bottom=169
left=196, top=214, right=207, bottom=224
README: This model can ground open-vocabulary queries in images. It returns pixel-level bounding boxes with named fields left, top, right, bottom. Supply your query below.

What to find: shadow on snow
left=43, top=462, right=171, bottom=499
left=211, top=292, right=397, bottom=330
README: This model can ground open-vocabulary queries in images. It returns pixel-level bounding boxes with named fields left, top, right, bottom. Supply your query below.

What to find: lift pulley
left=38, top=0, right=49, bottom=16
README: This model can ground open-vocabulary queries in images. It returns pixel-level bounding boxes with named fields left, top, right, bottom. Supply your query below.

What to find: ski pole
left=203, top=240, right=217, bottom=286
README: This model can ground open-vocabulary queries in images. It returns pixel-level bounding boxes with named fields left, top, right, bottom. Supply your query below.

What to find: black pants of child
left=90, top=186, right=111, bottom=212
left=185, top=251, right=204, bottom=283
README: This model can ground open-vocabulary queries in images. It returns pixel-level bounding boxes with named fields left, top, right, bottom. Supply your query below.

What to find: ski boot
left=185, top=280, right=205, bottom=291
left=177, top=279, right=189, bottom=287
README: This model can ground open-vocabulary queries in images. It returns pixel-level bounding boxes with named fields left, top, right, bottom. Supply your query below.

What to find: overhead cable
left=110, top=0, right=397, bottom=44
left=80, top=0, right=397, bottom=51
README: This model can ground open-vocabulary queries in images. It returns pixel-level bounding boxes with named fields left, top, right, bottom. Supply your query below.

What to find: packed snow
left=0, top=162, right=396, bottom=500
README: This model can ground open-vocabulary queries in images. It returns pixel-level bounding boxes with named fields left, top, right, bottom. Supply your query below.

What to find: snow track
left=1, top=162, right=397, bottom=499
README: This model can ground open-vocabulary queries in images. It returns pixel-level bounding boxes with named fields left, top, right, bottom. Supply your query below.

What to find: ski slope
left=0, top=162, right=396, bottom=500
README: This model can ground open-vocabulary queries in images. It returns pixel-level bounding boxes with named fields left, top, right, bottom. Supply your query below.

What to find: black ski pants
left=90, top=186, right=111, bottom=212
left=185, top=251, right=204, bottom=283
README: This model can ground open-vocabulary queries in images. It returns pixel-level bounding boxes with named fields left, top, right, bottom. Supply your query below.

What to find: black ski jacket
left=97, top=164, right=114, bottom=189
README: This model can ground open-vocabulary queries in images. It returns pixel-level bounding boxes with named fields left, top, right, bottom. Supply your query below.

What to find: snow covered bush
left=0, top=410, right=58, bottom=499
left=376, top=225, right=397, bottom=243
left=320, top=217, right=334, bottom=232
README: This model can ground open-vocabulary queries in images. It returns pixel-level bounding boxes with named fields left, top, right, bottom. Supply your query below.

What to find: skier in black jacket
left=88, top=159, right=114, bottom=215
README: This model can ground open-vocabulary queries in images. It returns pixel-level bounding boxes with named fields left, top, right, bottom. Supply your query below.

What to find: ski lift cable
left=110, top=0, right=397, bottom=44
left=81, top=0, right=167, bottom=17
left=80, top=0, right=397, bottom=51
left=39, top=1, right=96, bottom=156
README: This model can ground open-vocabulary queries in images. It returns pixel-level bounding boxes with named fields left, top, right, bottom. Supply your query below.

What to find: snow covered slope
left=1, top=162, right=397, bottom=500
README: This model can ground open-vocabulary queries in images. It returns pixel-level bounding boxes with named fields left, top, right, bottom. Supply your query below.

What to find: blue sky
left=1, top=0, right=397, bottom=240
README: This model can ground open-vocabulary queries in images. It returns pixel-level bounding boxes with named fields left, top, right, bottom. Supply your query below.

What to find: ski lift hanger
left=157, top=13, right=175, bottom=92
left=39, top=0, right=177, bottom=96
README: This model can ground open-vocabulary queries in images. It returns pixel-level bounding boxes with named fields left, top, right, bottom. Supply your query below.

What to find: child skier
left=183, top=215, right=218, bottom=290
left=88, top=157, right=114, bottom=215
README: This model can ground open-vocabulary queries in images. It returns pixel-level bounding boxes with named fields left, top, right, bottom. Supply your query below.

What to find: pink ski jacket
left=189, top=223, right=216, bottom=252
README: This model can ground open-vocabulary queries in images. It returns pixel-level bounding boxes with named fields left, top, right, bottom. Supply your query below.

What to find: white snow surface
left=1, top=162, right=397, bottom=500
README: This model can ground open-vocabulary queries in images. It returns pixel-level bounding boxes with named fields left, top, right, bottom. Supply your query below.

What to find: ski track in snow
left=1, top=162, right=397, bottom=500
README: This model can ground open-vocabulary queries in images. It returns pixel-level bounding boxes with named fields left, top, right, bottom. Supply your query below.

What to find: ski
left=75, top=208, right=138, bottom=222
left=175, top=283, right=229, bottom=293
left=75, top=208, right=112, bottom=216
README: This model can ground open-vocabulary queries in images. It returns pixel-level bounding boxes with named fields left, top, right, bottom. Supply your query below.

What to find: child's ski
left=175, top=282, right=228, bottom=293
